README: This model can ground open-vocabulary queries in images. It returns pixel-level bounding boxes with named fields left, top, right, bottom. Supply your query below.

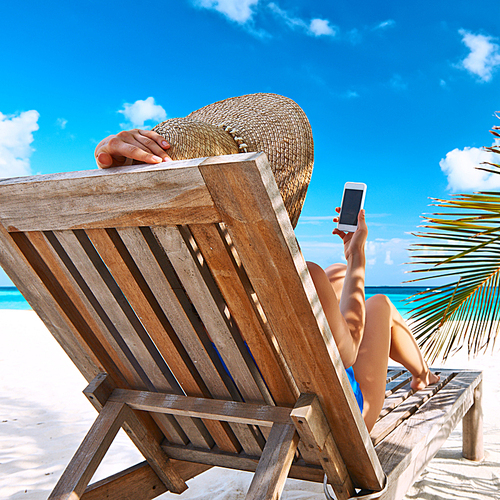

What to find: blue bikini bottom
left=345, top=366, right=364, bottom=412
left=212, top=342, right=364, bottom=413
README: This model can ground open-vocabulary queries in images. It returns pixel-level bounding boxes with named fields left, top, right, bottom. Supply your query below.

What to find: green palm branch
left=406, top=121, right=500, bottom=362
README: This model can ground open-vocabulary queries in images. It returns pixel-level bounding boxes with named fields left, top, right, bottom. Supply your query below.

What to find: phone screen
left=339, top=189, right=363, bottom=226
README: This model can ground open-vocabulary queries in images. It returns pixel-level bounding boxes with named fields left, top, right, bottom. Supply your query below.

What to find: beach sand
left=1, top=309, right=499, bottom=499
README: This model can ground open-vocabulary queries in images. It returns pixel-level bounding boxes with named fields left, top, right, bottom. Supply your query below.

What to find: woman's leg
left=324, top=263, right=346, bottom=300
left=353, top=294, right=439, bottom=431
left=307, top=262, right=359, bottom=367
left=310, top=263, right=439, bottom=431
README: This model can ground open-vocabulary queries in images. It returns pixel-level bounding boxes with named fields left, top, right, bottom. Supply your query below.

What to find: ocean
left=0, top=286, right=426, bottom=316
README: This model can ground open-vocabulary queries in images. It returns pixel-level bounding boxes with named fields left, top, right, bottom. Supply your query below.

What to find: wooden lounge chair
left=0, top=153, right=483, bottom=500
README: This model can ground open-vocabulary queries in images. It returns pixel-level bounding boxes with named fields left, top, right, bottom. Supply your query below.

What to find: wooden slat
left=152, top=225, right=267, bottom=405
left=0, top=223, right=100, bottom=382
left=53, top=230, right=172, bottom=391
left=376, top=370, right=482, bottom=500
left=386, top=369, right=405, bottom=383
left=0, top=159, right=220, bottom=232
left=198, top=153, right=385, bottom=491
left=12, top=231, right=122, bottom=381
left=25, top=231, right=139, bottom=387
left=53, top=229, right=188, bottom=445
left=86, top=227, right=216, bottom=450
left=109, top=389, right=292, bottom=426
left=136, top=226, right=246, bottom=403
left=372, top=372, right=456, bottom=446
left=181, top=225, right=277, bottom=404
left=385, top=374, right=412, bottom=398
left=82, top=460, right=211, bottom=500
left=188, top=223, right=320, bottom=459
left=162, top=444, right=324, bottom=483
left=49, top=401, right=128, bottom=500
left=246, top=423, right=299, bottom=500
left=152, top=225, right=268, bottom=456
left=118, top=227, right=238, bottom=400
left=120, top=226, right=260, bottom=455
left=379, top=383, right=413, bottom=420
left=189, top=222, right=298, bottom=406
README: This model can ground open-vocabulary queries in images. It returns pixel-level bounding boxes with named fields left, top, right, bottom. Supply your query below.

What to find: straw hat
left=152, top=93, right=313, bottom=228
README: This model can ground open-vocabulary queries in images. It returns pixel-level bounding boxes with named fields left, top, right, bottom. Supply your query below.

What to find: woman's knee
left=306, top=262, right=331, bottom=297
left=366, top=293, right=392, bottom=310
left=365, top=294, right=394, bottom=326
left=324, top=263, right=346, bottom=299
left=306, top=261, right=324, bottom=283
left=325, top=262, right=347, bottom=278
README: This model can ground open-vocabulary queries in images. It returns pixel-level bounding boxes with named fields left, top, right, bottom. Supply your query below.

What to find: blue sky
left=1, top=0, right=500, bottom=286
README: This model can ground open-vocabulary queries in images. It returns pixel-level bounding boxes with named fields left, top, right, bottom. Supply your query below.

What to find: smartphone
left=337, top=182, right=367, bottom=232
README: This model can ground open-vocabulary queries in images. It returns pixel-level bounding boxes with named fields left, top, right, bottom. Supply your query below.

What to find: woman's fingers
left=95, top=129, right=172, bottom=169
left=96, top=151, right=119, bottom=168
left=108, top=136, right=164, bottom=165
left=137, top=129, right=171, bottom=149
left=332, top=228, right=346, bottom=239
left=134, top=129, right=171, bottom=158
left=357, top=209, right=367, bottom=230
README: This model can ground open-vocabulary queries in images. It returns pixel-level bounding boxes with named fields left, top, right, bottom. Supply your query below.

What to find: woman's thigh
left=352, top=294, right=392, bottom=431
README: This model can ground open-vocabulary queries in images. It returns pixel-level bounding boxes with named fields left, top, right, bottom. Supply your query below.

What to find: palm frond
left=406, top=126, right=500, bottom=362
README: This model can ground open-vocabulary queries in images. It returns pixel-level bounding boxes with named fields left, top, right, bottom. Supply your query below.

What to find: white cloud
left=195, top=0, right=259, bottom=23
left=268, top=3, right=306, bottom=29
left=299, top=236, right=411, bottom=274
left=390, top=74, right=408, bottom=90
left=309, top=18, right=336, bottom=37
left=364, top=239, right=411, bottom=267
left=268, top=3, right=337, bottom=37
left=344, top=90, right=359, bottom=99
left=459, top=29, right=500, bottom=82
left=56, top=118, right=68, bottom=129
left=384, top=250, right=394, bottom=265
left=0, top=110, right=39, bottom=179
left=299, top=215, right=335, bottom=225
left=118, top=97, right=167, bottom=129
left=374, top=19, right=395, bottom=30
left=439, top=146, right=500, bottom=191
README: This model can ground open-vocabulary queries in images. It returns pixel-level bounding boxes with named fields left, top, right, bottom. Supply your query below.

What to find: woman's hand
left=332, top=208, right=368, bottom=261
left=95, top=129, right=172, bottom=169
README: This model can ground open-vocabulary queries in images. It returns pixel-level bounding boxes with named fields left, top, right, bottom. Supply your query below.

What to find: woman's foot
left=411, top=369, right=440, bottom=391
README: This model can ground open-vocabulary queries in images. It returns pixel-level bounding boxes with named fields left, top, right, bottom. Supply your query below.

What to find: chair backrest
left=0, top=152, right=384, bottom=490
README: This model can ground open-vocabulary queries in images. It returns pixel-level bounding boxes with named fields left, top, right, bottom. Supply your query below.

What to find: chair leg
left=462, top=380, right=484, bottom=461
left=83, top=373, right=188, bottom=494
left=48, top=401, right=127, bottom=500
left=290, top=394, right=355, bottom=500
left=81, top=460, right=212, bottom=500
left=245, top=423, right=299, bottom=500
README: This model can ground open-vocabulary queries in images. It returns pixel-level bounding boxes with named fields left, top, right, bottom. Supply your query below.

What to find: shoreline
left=1, top=309, right=499, bottom=499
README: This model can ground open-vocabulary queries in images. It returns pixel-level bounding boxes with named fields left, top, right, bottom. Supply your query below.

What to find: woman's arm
left=307, top=209, right=368, bottom=368
left=335, top=210, right=367, bottom=359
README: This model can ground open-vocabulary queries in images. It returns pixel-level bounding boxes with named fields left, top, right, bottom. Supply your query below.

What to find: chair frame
left=0, top=153, right=483, bottom=500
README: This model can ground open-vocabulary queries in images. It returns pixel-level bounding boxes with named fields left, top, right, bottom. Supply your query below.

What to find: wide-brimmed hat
left=152, top=93, right=313, bottom=228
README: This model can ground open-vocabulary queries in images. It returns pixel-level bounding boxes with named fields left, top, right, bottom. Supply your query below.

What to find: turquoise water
left=0, top=287, right=32, bottom=310
left=0, top=286, right=426, bottom=314
left=365, top=286, right=426, bottom=317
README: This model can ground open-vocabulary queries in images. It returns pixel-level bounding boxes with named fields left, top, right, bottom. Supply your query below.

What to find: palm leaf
left=406, top=126, right=500, bottom=362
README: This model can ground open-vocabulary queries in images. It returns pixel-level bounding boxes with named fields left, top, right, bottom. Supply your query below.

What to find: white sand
left=1, top=309, right=499, bottom=500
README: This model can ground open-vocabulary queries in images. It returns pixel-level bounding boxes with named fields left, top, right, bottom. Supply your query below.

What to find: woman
left=95, top=101, right=438, bottom=432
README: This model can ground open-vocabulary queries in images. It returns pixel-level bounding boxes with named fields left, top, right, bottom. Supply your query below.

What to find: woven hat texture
left=153, top=93, right=314, bottom=228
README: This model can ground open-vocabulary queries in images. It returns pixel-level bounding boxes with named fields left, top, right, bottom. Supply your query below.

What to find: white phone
left=337, top=182, right=367, bottom=232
